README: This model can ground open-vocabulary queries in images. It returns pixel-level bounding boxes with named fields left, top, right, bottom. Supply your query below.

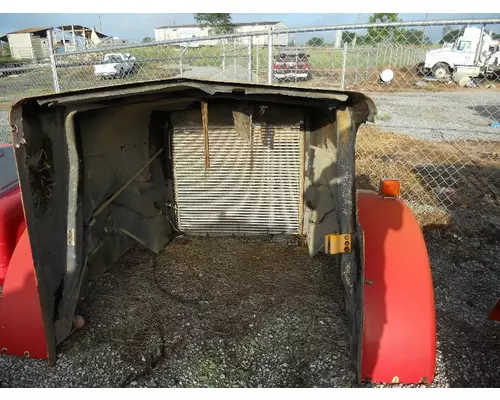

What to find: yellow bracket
left=325, top=233, right=352, bottom=254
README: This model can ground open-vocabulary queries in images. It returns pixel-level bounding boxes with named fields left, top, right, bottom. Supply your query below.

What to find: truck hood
left=424, top=48, right=456, bottom=67
left=426, top=48, right=454, bottom=57
left=8, top=78, right=376, bottom=365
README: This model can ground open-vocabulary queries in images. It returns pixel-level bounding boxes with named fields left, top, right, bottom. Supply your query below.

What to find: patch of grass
left=356, top=126, right=500, bottom=227
left=375, top=114, right=391, bottom=122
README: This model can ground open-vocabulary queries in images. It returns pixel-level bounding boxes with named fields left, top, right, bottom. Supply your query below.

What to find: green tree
left=0, top=42, right=10, bottom=60
left=402, top=29, right=432, bottom=45
left=142, top=37, right=153, bottom=43
left=342, top=31, right=356, bottom=45
left=306, top=37, right=325, bottom=46
left=367, top=13, right=404, bottom=43
left=439, top=27, right=464, bottom=44
left=194, top=13, right=234, bottom=34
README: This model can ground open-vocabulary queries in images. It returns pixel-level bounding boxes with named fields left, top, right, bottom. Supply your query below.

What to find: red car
left=272, top=51, right=312, bottom=82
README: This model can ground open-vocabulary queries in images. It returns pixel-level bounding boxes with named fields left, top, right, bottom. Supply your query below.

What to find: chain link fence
left=1, top=19, right=499, bottom=227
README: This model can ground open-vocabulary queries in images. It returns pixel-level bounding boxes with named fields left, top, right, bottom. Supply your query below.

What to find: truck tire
left=432, top=62, right=451, bottom=80
left=416, top=62, right=427, bottom=76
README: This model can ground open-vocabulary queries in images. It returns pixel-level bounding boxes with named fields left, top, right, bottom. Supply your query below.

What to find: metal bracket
left=325, top=233, right=352, bottom=254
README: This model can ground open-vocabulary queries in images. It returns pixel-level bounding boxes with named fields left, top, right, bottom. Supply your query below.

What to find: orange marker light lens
left=380, top=179, right=401, bottom=198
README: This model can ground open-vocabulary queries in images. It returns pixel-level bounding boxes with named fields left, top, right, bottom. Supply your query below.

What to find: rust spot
left=365, top=279, right=374, bottom=285
left=337, top=109, right=352, bottom=148
left=421, top=376, right=429, bottom=384
left=1, top=348, right=7, bottom=354
left=24, top=351, right=30, bottom=357
left=392, top=376, right=400, bottom=384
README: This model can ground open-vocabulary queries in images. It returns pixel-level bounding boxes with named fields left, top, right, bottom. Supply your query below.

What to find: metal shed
left=0, top=27, right=51, bottom=60
left=0, top=25, right=109, bottom=59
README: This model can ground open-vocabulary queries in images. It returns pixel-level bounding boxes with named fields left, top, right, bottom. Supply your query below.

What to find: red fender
left=358, top=190, right=436, bottom=384
left=0, top=228, right=48, bottom=359
left=489, top=299, right=500, bottom=322
left=0, top=186, right=26, bottom=285
left=1, top=144, right=26, bottom=286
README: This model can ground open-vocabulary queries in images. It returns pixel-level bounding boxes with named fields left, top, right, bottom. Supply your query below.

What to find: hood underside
left=8, top=78, right=375, bottom=365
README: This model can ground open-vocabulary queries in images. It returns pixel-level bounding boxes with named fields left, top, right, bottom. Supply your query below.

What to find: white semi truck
left=419, top=26, right=499, bottom=80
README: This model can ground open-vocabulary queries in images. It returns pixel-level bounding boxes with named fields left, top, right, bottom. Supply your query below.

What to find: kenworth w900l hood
left=8, top=78, right=375, bottom=367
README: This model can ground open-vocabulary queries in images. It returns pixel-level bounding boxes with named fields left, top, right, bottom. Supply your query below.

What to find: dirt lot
left=1, top=218, right=499, bottom=388
left=356, top=126, right=500, bottom=226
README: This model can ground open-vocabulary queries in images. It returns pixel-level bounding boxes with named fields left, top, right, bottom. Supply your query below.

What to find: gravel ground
left=370, top=91, right=500, bottom=142
left=177, top=65, right=252, bottom=83
left=1, top=218, right=499, bottom=388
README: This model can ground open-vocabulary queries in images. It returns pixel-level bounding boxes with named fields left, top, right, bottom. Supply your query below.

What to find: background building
left=154, top=21, right=289, bottom=46
left=0, top=25, right=109, bottom=60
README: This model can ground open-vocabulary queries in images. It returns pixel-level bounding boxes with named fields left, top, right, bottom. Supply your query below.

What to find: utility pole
left=352, top=13, right=361, bottom=47
left=422, top=13, right=429, bottom=47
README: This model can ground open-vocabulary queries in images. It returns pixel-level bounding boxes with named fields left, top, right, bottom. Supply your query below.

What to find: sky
left=1, top=13, right=499, bottom=43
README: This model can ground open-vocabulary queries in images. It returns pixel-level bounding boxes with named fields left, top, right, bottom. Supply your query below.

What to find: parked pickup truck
left=273, top=50, right=312, bottom=82
left=94, top=53, right=137, bottom=79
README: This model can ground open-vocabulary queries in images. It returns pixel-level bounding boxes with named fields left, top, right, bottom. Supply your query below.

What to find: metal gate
left=172, top=123, right=304, bottom=235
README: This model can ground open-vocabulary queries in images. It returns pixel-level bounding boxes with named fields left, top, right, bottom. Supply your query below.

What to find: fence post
left=222, top=41, right=226, bottom=74
left=331, top=35, right=335, bottom=73
left=267, top=28, right=273, bottom=84
left=180, top=51, right=183, bottom=78
left=354, top=44, right=359, bottom=82
left=179, top=45, right=188, bottom=78
left=248, top=36, right=252, bottom=82
left=47, top=29, right=60, bottom=93
left=233, top=40, right=237, bottom=79
left=341, top=42, right=347, bottom=90
left=256, top=44, right=260, bottom=83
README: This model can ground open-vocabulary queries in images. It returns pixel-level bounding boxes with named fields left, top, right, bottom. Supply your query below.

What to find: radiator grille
left=172, top=124, right=303, bottom=235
